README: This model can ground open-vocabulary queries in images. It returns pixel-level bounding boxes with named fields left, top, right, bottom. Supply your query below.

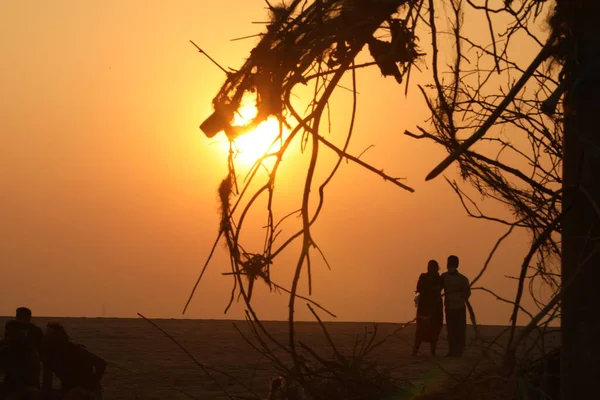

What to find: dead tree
left=412, top=0, right=600, bottom=398
left=186, top=0, right=599, bottom=398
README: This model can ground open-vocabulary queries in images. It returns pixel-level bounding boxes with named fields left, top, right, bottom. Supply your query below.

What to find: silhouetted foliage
left=185, top=0, right=594, bottom=398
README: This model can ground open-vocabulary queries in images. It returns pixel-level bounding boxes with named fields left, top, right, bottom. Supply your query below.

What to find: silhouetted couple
left=0, top=307, right=106, bottom=400
left=412, top=255, right=471, bottom=357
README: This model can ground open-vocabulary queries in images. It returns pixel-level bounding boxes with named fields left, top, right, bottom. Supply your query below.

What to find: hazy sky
left=0, top=1, right=551, bottom=324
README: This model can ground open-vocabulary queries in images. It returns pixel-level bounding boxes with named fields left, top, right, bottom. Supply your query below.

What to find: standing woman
left=412, top=260, right=444, bottom=356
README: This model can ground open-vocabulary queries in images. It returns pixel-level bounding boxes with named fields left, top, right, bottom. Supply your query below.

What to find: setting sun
left=230, top=116, right=282, bottom=166
left=214, top=100, right=284, bottom=167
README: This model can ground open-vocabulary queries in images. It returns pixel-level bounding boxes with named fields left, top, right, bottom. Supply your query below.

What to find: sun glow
left=232, top=118, right=281, bottom=165
left=225, top=103, right=284, bottom=167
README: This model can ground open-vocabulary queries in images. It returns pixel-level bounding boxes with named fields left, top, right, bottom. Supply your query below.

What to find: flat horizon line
left=0, top=315, right=554, bottom=328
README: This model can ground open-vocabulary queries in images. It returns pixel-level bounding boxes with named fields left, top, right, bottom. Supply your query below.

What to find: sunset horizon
left=1, top=0, right=539, bottom=326
left=1, top=1, right=581, bottom=398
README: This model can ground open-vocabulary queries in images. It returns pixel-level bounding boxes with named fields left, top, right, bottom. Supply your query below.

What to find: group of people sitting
left=0, top=307, right=107, bottom=400
left=412, top=255, right=471, bottom=357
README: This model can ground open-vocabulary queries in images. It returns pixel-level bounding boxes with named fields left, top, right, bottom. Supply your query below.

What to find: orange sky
left=0, top=1, right=553, bottom=325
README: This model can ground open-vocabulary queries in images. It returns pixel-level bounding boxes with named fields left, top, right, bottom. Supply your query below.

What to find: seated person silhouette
left=42, top=323, right=106, bottom=400
left=0, top=320, right=41, bottom=400
left=15, top=308, right=44, bottom=355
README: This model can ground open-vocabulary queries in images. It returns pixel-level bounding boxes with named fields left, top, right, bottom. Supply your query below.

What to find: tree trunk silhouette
left=560, top=0, right=600, bottom=398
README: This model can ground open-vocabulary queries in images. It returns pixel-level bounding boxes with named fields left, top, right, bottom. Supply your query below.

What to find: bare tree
left=187, top=0, right=599, bottom=398
left=416, top=1, right=600, bottom=397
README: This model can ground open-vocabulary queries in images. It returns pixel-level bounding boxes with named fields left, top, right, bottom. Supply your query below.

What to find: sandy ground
left=0, top=317, right=560, bottom=399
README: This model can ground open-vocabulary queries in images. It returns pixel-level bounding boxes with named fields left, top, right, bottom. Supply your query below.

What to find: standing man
left=442, top=255, right=471, bottom=357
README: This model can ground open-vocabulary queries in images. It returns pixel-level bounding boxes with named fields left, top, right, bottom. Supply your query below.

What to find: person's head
left=447, top=255, right=459, bottom=270
left=4, top=320, right=29, bottom=344
left=44, top=322, right=69, bottom=349
left=427, top=260, right=439, bottom=273
left=15, top=307, right=32, bottom=322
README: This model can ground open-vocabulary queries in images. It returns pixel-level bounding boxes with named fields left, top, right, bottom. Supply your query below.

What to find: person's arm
left=463, top=276, right=471, bottom=301
left=42, top=360, right=54, bottom=397
left=416, top=274, right=425, bottom=293
left=36, top=327, right=44, bottom=352
left=86, top=350, right=107, bottom=382
left=0, top=346, right=8, bottom=373
left=433, top=275, right=444, bottom=293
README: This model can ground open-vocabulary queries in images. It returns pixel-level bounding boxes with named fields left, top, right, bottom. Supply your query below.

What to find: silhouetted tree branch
left=187, top=0, right=585, bottom=398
